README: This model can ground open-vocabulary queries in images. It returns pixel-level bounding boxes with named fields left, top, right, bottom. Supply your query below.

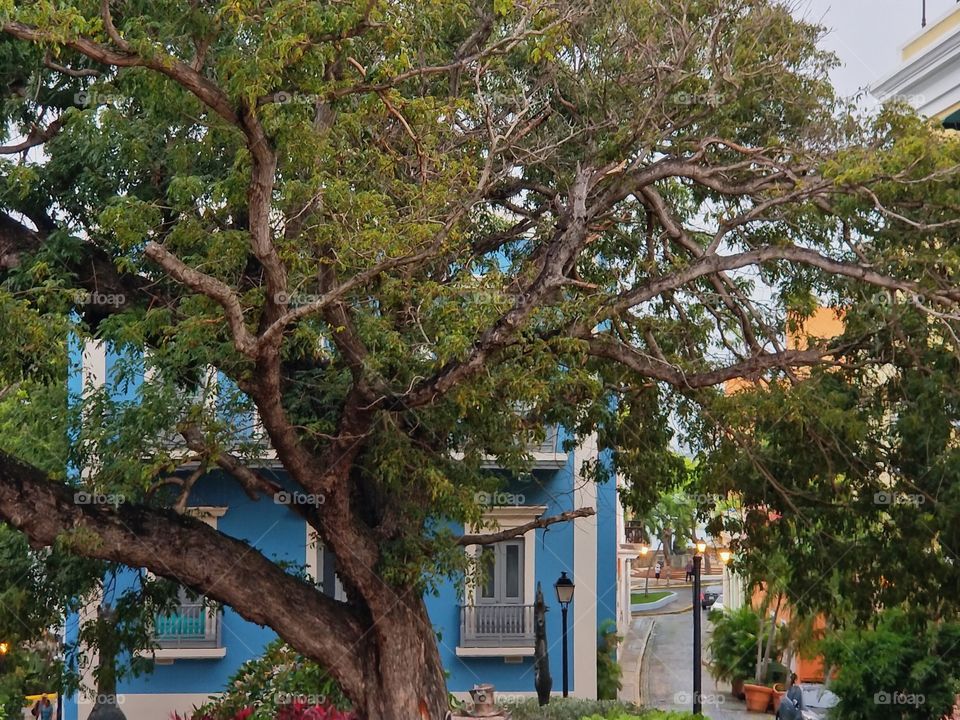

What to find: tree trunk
left=760, top=594, right=782, bottom=682
left=352, top=598, right=449, bottom=720
left=662, top=528, right=673, bottom=586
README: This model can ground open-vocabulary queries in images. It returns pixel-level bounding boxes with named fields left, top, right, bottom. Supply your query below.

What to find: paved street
left=637, top=584, right=757, bottom=720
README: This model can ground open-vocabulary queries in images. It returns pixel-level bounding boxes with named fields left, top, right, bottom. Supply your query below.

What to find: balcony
left=478, top=426, right=566, bottom=470
left=624, top=520, right=647, bottom=544
left=153, top=602, right=222, bottom=650
left=459, top=604, right=535, bottom=649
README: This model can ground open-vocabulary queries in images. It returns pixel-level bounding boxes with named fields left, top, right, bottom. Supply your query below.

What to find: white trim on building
left=572, top=434, right=599, bottom=699
left=872, top=6, right=960, bottom=118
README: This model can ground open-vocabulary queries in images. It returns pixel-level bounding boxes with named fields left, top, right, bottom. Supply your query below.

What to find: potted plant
left=707, top=606, right=761, bottom=700
left=772, top=682, right=786, bottom=713
left=742, top=682, right=774, bottom=712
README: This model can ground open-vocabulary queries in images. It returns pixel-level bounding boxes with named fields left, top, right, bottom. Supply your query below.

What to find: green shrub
left=191, top=639, right=348, bottom=720
left=502, top=698, right=695, bottom=719
left=820, top=609, right=960, bottom=720
left=707, top=605, right=780, bottom=684
left=597, top=619, right=623, bottom=700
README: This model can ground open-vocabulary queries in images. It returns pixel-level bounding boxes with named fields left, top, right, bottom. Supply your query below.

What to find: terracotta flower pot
left=743, top=683, right=774, bottom=712
left=772, top=683, right=786, bottom=713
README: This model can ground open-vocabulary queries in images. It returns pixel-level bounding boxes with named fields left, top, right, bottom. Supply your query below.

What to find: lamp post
left=554, top=572, right=575, bottom=697
left=693, top=540, right=706, bottom=715
left=640, top=544, right=652, bottom=596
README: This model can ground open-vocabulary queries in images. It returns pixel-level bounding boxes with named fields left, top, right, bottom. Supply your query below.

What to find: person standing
left=685, top=560, right=694, bottom=582
left=654, top=560, right=662, bottom=583
left=38, top=697, right=54, bottom=720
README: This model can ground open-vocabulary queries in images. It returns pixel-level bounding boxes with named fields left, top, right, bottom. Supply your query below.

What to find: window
left=316, top=543, right=347, bottom=602
left=154, top=587, right=220, bottom=649
left=148, top=507, right=226, bottom=658
left=458, top=507, right=545, bottom=654
left=478, top=540, right=524, bottom=605
left=306, top=529, right=347, bottom=602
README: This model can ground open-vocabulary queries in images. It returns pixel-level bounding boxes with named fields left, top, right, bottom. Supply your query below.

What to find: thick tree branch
left=2, top=21, right=241, bottom=127
left=0, top=450, right=368, bottom=696
left=0, top=117, right=66, bottom=154
left=583, top=336, right=836, bottom=389
left=143, top=242, right=257, bottom=355
left=456, top=507, right=596, bottom=546
left=603, top=244, right=960, bottom=320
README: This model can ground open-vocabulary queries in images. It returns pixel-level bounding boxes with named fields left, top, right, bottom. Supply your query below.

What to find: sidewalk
left=635, top=584, right=756, bottom=720
left=619, top=615, right=654, bottom=704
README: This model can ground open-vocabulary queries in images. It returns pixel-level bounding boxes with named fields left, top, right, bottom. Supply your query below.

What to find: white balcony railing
left=460, top=604, right=535, bottom=647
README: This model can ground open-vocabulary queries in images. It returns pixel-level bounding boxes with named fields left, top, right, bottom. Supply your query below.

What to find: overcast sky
left=798, top=0, right=955, bottom=102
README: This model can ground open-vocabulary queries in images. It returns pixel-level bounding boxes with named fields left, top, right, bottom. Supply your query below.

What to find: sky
left=798, top=0, right=956, bottom=101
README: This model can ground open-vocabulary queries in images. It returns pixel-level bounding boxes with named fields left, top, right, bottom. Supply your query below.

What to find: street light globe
left=554, top=571, right=575, bottom=605
left=719, top=549, right=731, bottom=564
left=639, top=545, right=649, bottom=556
left=695, top=540, right=707, bottom=554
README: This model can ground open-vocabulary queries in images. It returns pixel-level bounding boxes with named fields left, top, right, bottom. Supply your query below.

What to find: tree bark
left=353, top=599, right=450, bottom=720
left=0, top=450, right=459, bottom=719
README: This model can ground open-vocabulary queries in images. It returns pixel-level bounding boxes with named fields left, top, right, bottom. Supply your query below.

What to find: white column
left=572, top=434, right=598, bottom=698
left=76, top=340, right=106, bottom=720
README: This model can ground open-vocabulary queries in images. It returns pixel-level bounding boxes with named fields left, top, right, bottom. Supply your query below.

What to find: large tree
left=2, top=1, right=960, bottom=717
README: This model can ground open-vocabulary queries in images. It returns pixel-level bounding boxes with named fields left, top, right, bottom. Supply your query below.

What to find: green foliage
left=597, top=619, right=622, bottom=700
left=502, top=698, right=694, bottom=720
left=4, top=0, right=960, bottom=709
left=191, top=639, right=348, bottom=720
left=699, top=297, right=960, bottom=624
left=820, top=610, right=960, bottom=720
left=707, top=606, right=778, bottom=684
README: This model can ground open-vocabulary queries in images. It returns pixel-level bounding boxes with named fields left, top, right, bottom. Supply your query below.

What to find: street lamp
left=719, top=548, right=731, bottom=565
left=692, top=541, right=705, bottom=716
left=554, top=572, right=575, bottom=697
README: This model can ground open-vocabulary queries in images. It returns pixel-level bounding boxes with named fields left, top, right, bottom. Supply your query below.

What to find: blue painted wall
left=595, top=447, right=619, bottom=630
left=64, top=342, right=619, bottom=708
left=427, top=463, right=580, bottom=695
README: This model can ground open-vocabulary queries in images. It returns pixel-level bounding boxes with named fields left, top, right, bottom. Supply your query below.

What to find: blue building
left=63, top=340, right=635, bottom=720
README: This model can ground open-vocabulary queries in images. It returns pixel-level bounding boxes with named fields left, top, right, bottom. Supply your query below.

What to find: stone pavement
left=632, top=583, right=758, bottom=720
left=618, top=615, right=654, bottom=704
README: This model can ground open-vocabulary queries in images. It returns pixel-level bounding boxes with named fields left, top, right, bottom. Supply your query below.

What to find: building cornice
left=872, top=22, right=960, bottom=117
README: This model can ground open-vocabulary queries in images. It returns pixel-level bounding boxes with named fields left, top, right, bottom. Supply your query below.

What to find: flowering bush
left=170, top=639, right=350, bottom=720
left=173, top=701, right=355, bottom=720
